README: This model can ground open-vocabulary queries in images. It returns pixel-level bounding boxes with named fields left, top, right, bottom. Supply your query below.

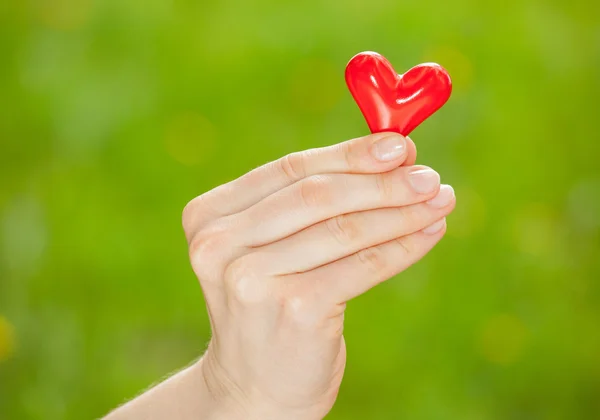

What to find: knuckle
left=188, top=222, right=229, bottom=264
left=326, top=213, right=361, bottom=246
left=356, top=245, right=388, bottom=274
left=278, top=152, right=306, bottom=180
left=399, top=205, right=420, bottom=225
left=394, top=237, right=412, bottom=255
left=182, top=198, right=199, bottom=234
left=223, top=255, right=267, bottom=305
left=339, top=141, right=358, bottom=171
left=299, top=175, right=333, bottom=207
left=188, top=238, right=223, bottom=282
left=224, top=254, right=255, bottom=280
left=374, top=172, right=394, bottom=201
left=282, top=294, right=321, bottom=330
left=182, top=194, right=218, bottom=235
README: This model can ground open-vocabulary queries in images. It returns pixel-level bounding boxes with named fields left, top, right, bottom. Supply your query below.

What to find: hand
left=182, top=132, right=456, bottom=419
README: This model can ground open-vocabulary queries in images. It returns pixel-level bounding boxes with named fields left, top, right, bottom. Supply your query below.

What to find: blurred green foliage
left=1, top=0, right=599, bottom=419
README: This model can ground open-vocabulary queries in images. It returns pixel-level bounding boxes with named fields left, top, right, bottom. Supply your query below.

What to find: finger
left=237, top=165, right=441, bottom=246
left=183, top=132, right=415, bottom=230
left=290, top=218, right=448, bottom=304
left=253, top=185, right=455, bottom=274
left=404, top=136, right=417, bottom=166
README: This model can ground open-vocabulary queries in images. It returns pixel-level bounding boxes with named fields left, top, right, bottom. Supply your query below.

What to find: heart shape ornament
left=345, top=51, right=452, bottom=136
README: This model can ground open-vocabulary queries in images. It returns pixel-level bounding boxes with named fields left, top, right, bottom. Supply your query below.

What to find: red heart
left=345, top=51, right=452, bottom=136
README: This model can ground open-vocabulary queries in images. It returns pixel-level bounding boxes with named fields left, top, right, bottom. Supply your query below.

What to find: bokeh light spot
left=478, top=314, right=528, bottom=366
left=2, top=194, right=47, bottom=274
left=512, top=203, right=564, bottom=262
left=165, top=112, right=217, bottom=166
left=289, top=59, right=344, bottom=113
left=422, top=46, right=473, bottom=93
left=35, top=0, right=93, bottom=31
left=567, top=177, right=600, bottom=233
left=0, top=316, right=16, bottom=362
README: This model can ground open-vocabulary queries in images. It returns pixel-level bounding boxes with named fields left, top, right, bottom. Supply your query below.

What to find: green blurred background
left=1, top=0, right=599, bottom=418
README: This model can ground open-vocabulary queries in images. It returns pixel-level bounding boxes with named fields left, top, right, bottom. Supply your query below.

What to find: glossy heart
left=345, top=51, right=452, bottom=136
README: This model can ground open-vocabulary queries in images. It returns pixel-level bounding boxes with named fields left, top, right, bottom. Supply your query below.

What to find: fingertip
left=368, top=132, right=408, bottom=163
left=426, top=184, right=456, bottom=209
left=404, top=136, right=417, bottom=166
left=422, top=217, right=447, bottom=235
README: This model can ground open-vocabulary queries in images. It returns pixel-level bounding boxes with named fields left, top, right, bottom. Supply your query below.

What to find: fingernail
left=423, top=218, right=446, bottom=235
left=370, top=134, right=406, bottom=161
left=427, top=184, right=455, bottom=208
left=409, top=168, right=440, bottom=194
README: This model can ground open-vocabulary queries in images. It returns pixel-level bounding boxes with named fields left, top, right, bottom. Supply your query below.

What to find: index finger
left=184, top=132, right=417, bottom=229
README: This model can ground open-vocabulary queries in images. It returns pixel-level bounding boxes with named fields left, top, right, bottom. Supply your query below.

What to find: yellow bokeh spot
left=165, top=112, right=217, bottom=166
left=0, top=316, right=16, bottom=362
left=289, top=58, right=344, bottom=113
left=421, top=46, right=473, bottom=93
left=35, top=0, right=93, bottom=31
left=478, top=314, right=528, bottom=365
left=512, top=203, right=562, bottom=259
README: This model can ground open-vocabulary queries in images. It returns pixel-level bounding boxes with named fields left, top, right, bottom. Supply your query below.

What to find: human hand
left=182, top=132, right=456, bottom=419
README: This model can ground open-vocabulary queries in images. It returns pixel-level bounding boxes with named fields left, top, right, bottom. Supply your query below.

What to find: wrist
left=193, top=356, right=247, bottom=420
left=197, top=352, right=322, bottom=420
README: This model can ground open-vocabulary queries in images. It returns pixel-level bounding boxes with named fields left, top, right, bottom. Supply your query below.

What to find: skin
left=105, top=132, right=456, bottom=420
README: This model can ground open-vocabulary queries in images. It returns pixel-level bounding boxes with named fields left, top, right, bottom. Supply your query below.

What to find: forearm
left=103, top=357, right=245, bottom=420
left=104, top=355, right=314, bottom=420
